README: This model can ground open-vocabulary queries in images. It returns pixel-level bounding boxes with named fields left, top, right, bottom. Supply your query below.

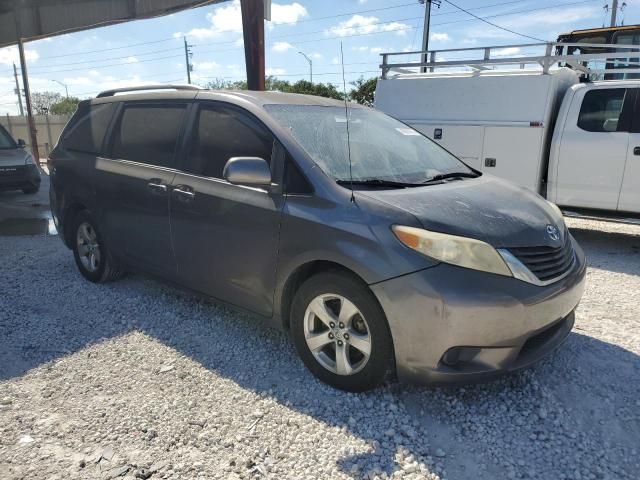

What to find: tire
left=22, top=186, right=39, bottom=194
left=70, top=210, right=123, bottom=283
left=290, top=271, right=394, bottom=392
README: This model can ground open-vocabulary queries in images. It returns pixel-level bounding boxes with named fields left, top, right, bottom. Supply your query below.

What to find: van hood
left=0, top=148, right=30, bottom=167
left=357, top=174, right=566, bottom=249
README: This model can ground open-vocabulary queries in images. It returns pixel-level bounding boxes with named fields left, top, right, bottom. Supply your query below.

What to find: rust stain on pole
left=240, top=0, right=265, bottom=91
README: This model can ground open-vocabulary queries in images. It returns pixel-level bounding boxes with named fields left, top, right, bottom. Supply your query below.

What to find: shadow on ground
left=2, top=228, right=639, bottom=478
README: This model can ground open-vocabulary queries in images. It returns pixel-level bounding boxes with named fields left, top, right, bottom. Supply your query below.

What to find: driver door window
left=186, top=105, right=273, bottom=179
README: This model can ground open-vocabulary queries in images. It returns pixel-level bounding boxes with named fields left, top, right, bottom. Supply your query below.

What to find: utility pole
left=13, top=63, right=24, bottom=116
left=420, top=0, right=441, bottom=73
left=184, top=36, right=193, bottom=84
left=298, top=51, right=312, bottom=83
left=610, top=0, right=619, bottom=27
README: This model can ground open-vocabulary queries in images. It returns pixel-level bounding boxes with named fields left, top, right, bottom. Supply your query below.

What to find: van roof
left=90, top=86, right=357, bottom=109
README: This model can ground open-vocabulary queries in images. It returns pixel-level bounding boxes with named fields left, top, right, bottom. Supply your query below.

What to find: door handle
left=172, top=184, right=195, bottom=203
left=634, top=146, right=640, bottom=156
left=147, top=178, right=167, bottom=194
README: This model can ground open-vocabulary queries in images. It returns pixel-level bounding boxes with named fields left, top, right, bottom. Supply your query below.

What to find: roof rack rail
left=379, top=42, right=640, bottom=79
left=96, top=84, right=204, bottom=98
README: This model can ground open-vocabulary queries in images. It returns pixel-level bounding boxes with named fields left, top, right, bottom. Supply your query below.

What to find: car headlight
left=392, top=225, right=512, bottom=277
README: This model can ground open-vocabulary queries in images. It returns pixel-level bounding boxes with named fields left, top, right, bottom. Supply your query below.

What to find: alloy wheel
left=303, top=294, right=372, bottom=376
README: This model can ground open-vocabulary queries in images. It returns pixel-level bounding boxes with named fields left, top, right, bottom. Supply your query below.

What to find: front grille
left=509, top=236, right=575, bottom=282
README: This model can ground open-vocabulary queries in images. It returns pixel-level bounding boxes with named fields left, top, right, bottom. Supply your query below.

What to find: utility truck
left=375, top=42, right=640, bottom=221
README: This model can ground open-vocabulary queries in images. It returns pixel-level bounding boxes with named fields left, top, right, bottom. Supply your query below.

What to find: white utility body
left=375, top=43, right=640, bottom=217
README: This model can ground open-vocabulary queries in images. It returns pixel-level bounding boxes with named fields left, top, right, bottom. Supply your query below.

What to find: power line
left=441, top=0, right=548, bottom=42
left=27, top=46, right=184, bottom=71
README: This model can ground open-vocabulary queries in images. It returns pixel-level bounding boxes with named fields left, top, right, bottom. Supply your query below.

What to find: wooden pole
left=240, top=0, right=265, bottom=91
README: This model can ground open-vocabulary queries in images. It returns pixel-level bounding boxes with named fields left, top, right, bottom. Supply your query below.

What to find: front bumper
left=372, top=238, right=586, bottom=385
left=0, top=164, right=40, bottom=191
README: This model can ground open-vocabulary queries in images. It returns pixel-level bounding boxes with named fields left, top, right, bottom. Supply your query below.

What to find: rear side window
left=63, top=103, right=115, bottom=154
left=577, top=89, right=626, bottom=132
left=186, top=104, right=273, bottom=179
left=111, top=104, right=187, bottom=167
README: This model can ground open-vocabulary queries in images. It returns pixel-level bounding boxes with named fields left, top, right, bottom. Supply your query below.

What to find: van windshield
left=265, top=104, right=474, bottom=184
left=0, top=126, right=17, bottom=150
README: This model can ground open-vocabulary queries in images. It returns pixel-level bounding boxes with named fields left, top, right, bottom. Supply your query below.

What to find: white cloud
left=431, top=32, right=450, bottom=42
left=0, top=46, right=39, bottom=66
left=331, top=56, right=340, bottom=65
left=266, top=67, right=287, bottom=76
left=310, top=52, right=323, bottom=60
left=352, top=46, right=386, bottom=54
left=177, top=1, right=307, bottom=39
left=493, top=47, right=522, bottom=57
left=272, top=41, right=294, bottom=53
left=326, top=15, right=410, bottom=37
left=195, top=61, right=220, bottom=71
left=126, top=56, right=138, bottom=64
left=271, top=2, right=307, bottom=24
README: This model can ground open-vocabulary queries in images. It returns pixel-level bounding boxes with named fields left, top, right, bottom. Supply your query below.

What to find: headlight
left=392, top=225, right=512, bottom=277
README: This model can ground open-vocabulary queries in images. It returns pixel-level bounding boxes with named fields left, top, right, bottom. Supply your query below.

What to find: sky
left=1, top=0, right=640, bottom=115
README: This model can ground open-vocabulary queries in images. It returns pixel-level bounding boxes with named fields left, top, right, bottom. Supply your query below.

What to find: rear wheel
left=71, top=211, right=123, bottom=283
left=291, top=272, right=394, bottom=392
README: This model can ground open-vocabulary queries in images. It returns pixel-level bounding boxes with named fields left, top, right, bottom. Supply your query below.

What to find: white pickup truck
left=375, top=42, right=640, bottom=220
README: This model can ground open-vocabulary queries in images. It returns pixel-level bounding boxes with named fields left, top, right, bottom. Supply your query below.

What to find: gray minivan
left=49, top=85, right=586, bottom=392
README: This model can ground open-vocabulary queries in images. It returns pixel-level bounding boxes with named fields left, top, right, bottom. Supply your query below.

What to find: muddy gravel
left=0, top=217, right=638, bottom=480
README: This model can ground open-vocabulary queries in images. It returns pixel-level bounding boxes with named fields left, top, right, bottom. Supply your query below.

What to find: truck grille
left=509, top=237, right=575, bottom=283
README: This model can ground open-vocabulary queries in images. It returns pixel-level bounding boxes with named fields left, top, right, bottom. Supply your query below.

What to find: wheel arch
left=278, top=260, right=372, bottom=331
left=62, top=202, right=88, bottom=248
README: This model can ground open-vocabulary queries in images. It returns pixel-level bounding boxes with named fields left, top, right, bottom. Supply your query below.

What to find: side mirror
left=223, top=157, right=272, bottom=188
left=17, top=139, right=26, bottom=149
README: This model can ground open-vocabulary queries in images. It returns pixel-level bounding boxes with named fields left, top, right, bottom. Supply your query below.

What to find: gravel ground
left=0, top=217, right=638, bottom=480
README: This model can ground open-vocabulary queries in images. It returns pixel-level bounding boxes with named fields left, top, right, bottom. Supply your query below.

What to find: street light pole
left=52, top=80, right=69, bottom=98
left=298, top=51, right=312, bottom=83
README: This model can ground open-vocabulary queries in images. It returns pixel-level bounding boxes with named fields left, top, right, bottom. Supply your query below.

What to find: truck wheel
left=71, top=210, right=123, bottom=283
left=290, top=271, right=394, bottom=392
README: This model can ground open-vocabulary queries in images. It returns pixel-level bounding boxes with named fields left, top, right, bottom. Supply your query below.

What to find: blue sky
left=1, top=0, right=639, bottom=115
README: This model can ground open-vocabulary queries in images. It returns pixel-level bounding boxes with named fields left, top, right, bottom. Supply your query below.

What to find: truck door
left=555, top=87, right=632, bottom=210
left=619, top=89, right=640, bottom=213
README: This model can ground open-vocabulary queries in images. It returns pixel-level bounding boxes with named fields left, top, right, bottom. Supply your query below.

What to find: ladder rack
left=379, top=42, right=640, bottom=79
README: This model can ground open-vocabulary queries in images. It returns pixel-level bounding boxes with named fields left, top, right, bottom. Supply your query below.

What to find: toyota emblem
left=546, top=225, right=560, bottom=242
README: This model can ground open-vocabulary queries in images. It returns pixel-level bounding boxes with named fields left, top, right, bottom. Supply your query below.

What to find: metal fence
left=0, top=114, right=71, bottom=161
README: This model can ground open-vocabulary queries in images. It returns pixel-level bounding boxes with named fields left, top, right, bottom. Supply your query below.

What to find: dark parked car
left=49, top=85, right=586, bottom=392
left=0, top=124, right=40, bottom=194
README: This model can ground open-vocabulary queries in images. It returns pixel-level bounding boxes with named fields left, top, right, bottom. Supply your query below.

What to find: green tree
left=349, top=77, right=377, bottom=107
left=31, top=91, right=62, bottom=115
left=203, top=76, right=344, bottom=100
left=50, top=96, right=81, bottom=115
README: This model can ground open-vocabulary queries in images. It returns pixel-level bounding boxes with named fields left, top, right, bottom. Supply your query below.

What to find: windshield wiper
left=422, top=172, right=479, bottom=184
left=336, top=179, right=420, bottom=189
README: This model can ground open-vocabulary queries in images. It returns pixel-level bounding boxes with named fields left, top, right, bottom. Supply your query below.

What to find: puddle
left=0, top=218, right=58, bottom=236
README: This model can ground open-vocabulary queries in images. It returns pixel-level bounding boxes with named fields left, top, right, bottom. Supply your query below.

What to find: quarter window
left=111, top=104, right=187, bottom=167
left=577, top=89, right=626, bottom=132
left=187, top=105, right=273, bottom=179
left=63, top=103, right=116, bottom=154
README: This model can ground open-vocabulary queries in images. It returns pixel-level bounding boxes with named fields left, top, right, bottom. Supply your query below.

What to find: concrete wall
left=0, top=114, right=71, bottom=160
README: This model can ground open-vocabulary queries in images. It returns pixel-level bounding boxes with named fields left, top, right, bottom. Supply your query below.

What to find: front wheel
left=291, top=272, right=394, bottom=392
left=71, top=210, right=123, bottom=283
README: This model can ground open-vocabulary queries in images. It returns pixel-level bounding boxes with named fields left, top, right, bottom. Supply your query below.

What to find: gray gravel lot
left=0, top=218, right=639, bottom=480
